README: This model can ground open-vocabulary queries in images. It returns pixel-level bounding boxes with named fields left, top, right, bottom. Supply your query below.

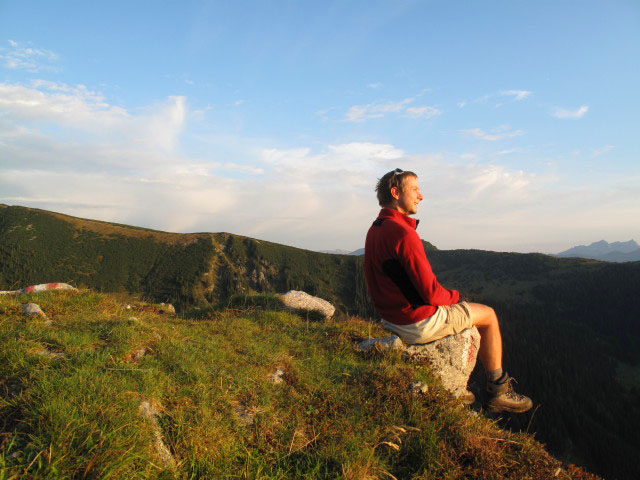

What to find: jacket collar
left=378, top=208, right=419, bottom=230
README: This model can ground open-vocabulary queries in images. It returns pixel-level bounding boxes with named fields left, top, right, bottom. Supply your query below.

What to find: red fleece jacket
left=364, top=208, right=459, bottom=325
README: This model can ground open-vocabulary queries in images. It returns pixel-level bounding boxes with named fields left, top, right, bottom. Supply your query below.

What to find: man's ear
left=390, top=186, right=401, bottom=200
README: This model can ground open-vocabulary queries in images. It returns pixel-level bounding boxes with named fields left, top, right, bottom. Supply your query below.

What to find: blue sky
left=1, top=0, right=638, bottom=252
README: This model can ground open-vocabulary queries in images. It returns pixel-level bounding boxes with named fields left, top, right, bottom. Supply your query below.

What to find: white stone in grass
left=357, top=335, right=404, bottom=352
left=269, top=367, right=285, bottom=384
left=138, top=399, right=176, bottom=468
left=130, top=347, right=148, bottom=362
left=22, top=303, right=45, bottom=316
left=410, top=381, right=429, bottom=395
left=21, top=303, right=52, bottom=326
left=232, top=404, right=254, bottom=425
left=158, top=303, right=176, bottom=314
left=278, top=290, right=335, bottom=320
left=32, top=347, right=65, bottom=360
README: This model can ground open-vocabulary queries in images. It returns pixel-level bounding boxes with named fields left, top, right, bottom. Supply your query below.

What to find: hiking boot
left=486, top=373, right=532, bottom=413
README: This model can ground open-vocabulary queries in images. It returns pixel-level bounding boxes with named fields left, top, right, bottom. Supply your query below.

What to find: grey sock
left=486, top=368, right=503, bottom=383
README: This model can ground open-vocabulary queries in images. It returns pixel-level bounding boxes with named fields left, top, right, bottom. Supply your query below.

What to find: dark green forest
left=428, top=249, right=640, bottom=480
left=1, top=204, right=639, bottom=479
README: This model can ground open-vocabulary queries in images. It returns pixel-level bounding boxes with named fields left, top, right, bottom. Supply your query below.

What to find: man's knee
left=467, top=302, right=498, bottom=327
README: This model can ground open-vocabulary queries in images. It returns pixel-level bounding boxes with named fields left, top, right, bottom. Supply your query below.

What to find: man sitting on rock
left=364, top=168, right=532, bottom=413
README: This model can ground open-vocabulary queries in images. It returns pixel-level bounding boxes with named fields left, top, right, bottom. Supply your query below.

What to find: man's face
left=392, top=175, right=423, bottom=215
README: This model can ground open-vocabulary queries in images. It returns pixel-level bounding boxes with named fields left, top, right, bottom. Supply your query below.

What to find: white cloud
left=0, top=168, right=237, bottom=234
left=260, top=142, right=404, bottom=190
left=1, top=80, right=636, bottom=253
left=461, top=125, right=524, bottom=141
left=592, top=145, right=615, bottom=158
left=367, top=82, right=382, bottom=89
left=0, top=40, right=60, bottom=73
left=344, top=96, right=440, bottom=122
left=552, top=105, right=589, bottom=119
left=466, top=164, right=532, bottom=197
left=458, top=90, right=532, bottom=109
left=500, top=89, right=533, bottom=100
left=345, top=98, right=413, bottom=122
left=405, top=106, right=442, bottom=119
left=0, top=80, right=185, bottom=152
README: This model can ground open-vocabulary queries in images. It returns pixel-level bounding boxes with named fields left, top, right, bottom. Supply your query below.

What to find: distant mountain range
left=322, top=242, right=437, bottom=257
left=317, top=248, right=363, bottom=255
left=555, top=239, right=640, bottom=262
left=343, top=240, right=640, bottom=263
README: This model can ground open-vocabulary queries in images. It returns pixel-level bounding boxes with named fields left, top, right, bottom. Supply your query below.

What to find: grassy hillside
left=0, top=205, right=357, bottom=313
left=0, top=289, right=598, bottom=479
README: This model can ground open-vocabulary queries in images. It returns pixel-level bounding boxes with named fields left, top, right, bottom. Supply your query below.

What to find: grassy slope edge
left=0, top=205, right=358, bottom=313
left=0, top=290, right=598, bottom=480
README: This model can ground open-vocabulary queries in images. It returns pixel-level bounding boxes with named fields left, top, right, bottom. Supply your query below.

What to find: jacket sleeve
left=396, top=229, right=460, bottom=306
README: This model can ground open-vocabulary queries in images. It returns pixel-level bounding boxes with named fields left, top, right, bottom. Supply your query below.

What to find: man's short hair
left=376, top=168, right=417, bottom=207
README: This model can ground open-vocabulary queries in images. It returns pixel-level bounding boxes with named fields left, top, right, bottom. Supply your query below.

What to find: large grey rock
left=279, top=290, right=335, bottom=320
left=404, top=327, right=481, bottom=399
left=358, top=328, right=481, bottom=400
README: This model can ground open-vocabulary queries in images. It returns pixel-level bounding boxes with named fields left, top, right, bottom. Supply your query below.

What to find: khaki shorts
left=382, top=302, right=473, bottom=345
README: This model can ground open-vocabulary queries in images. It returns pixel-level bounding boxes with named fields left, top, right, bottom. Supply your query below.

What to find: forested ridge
left=1, top=204, right=639, bottom=479
left=0, top=205, right=356, bottom=311
left=428, top=249, right=640, bottom=480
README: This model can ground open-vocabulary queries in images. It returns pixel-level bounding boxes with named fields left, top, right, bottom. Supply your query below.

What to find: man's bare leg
left=467, top=302, right=502, bottom=372
left=465, top=302, right=532, bottom=413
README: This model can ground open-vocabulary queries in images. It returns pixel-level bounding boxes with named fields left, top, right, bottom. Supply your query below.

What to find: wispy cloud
left=592, top=145, right=615, bottom=158
left=552, top=105, right=589, bottom=119
left=461, top=125, right=524, bottom=141
left=458, top=89, right=533, bottom=109
left=405, top=106, right=441, bottom=119
left=345, top=98, right=413, bottom=122
left=344, top=97, right=440, bottom=122
left=367, top=82, right=382, bottom=89
left=0, top=40, right=60, bottom=73
left=466, top=164, right=533, bottom=197
left=500, top=89, right=533, bottom=100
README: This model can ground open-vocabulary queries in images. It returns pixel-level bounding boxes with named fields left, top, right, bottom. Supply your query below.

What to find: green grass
left=0, top=290, right=598, bottom=479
